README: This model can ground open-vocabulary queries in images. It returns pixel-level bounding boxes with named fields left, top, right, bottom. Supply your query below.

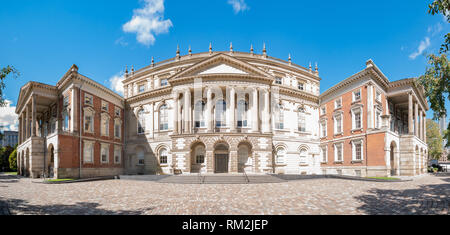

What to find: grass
left=367, top=177, right=400, bottom=181
left=45, top=179, right=75, bottom=182
left=1, top=172, right=17, bottom=175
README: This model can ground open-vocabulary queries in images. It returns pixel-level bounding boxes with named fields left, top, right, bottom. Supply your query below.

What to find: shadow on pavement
left=355, top=177, right=450, bottom=215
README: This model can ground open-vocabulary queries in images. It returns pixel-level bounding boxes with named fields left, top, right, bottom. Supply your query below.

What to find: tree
left=0, top=146, right=14, bottom=172
left=0, top=65, right=19, bottom=107
left=426, top=118, right=444, bottom=160
left=8, top=148, right=17, bottom=172
left=418, top=1, right=450, bottom=147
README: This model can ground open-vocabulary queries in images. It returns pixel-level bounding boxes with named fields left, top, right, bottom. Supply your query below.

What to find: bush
left=8, top=148, right=17, bottom=171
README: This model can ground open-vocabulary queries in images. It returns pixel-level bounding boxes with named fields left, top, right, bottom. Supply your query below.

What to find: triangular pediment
left=170, top=53, right=273, bottom=80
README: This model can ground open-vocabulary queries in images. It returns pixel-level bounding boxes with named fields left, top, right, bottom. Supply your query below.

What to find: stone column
left=419, top=109, right=424, bottom=140
left=206, top=88, right=213, bottom=132
left=229, top=87, right=236, bottom=132
left=252, top=88, right=259, bottom=132
left=414, top=102, right=419, bottom=137
left=423, top=114, right=427, bottom=141
left=184, top=89, right=191, bottom=134
left=172, top=92, right=178, bottom=135
left=229, top=150, right=238, bottom=173
left=408, top=93, right=413, bottom=135
left=31, top=95, right=36, bottom=137
left=26, top=105, right=29, bottom=139
left=367, top=83, right=374, bottom=129
left=206, top=150, right=214, bottom=173
left=261, top=88, right=270, bottom=133
left=149, top=102, right=154, bottom=136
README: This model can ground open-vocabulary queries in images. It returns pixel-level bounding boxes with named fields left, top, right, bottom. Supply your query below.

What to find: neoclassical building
left=15, top=44, right=428, bottom=179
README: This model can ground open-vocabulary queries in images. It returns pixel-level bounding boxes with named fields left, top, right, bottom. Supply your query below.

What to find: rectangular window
left=275, top=77, right=282, bottom=85
left=160, top=79, right=168, bottom=87
left=335, top=99, right=342, bottom=109
left=355, top=111, right=362, bottom=129
left=63, top=96, right=69, bottom=108
left=101, top=101, right=109, bottom=112
left=321, top=147, right=327, bottom=163
left=321, top=107, right=326, bottom=115
left=114, top=146, right=121, bottom=164
left=160, top=155, right=167, bottom=164
left=335, top=144, right=343, bottom=162
left=101, top=144, right=109, bottom=163
left=115, top=121, right=121, bottom=138
left=83, top=142, right=93, bottom=163
left=321, top=122, right=327, bottom=137
left=85, top=94, right=93, bottom=106
left=355, top=142, right=362, bottom=160
left=298, top=83, right=304, bottom=90
left=85, top=115, right=93, bottom=132
left=353, top=90, right=361, bottom=102
left=115, top=107, right=121, bottom=117
left=375, top=110, right=381, bottom=129
left=335, top=115, right=342, bottom=133
left=376, top=91, right=381, bottom=102
left=196, top=155, right=205, bottom=164
left=139, top=85, right=145, bottom=93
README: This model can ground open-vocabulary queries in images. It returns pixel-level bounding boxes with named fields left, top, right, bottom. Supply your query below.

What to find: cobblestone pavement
left=0, top=174, right=448, bottom=215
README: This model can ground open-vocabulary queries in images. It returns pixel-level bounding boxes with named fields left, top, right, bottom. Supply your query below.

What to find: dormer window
left=376, top=90, right=381, bottom=102
left=63, top=96, right=69, bottom=108
left=321, top=106, right=326, bottom=115
left=85, top=94, right=93, bottom=106
left=160, top=79, right=168, bottom=87
left=298, top=82, right=304, bottom=91
left=115, top=107, right=121, bottom=117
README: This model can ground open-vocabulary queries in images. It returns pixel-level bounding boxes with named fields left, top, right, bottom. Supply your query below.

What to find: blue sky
left=0, top=0, right=449, bottom=131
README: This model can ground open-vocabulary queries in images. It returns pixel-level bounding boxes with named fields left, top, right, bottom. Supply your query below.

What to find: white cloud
left=428, top=22, right=443, bottom=37
left=409, top=37, right=430, bottom=60
left=115, top=37, right=129, bottom=47
left=0, top=100, right=18, bottom=132
left=123, top=0, right=173, bottom=46
left=109, top=73, right=125, bottom=96
left=228, top=0, right=249, bottom=14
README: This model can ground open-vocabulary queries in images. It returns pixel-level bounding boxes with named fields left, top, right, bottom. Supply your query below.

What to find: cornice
left=126, top=87, right=172, bottom=104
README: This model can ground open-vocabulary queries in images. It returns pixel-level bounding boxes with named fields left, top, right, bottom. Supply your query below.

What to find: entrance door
left=215, top=154, right=229, bottom=173
left=390, top=144, right=396, bottom=176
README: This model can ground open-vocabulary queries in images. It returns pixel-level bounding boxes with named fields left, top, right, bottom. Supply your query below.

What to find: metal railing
left=243, top=168, right=250, bottom=184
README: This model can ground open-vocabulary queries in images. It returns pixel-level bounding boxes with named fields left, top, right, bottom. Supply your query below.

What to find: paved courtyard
left=0, top=174, right=448, bottom=215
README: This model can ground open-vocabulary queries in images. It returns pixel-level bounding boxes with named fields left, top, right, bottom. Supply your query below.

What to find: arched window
left=194, top=100, right=206, bottom=128
left=275, top=103, right=284, bottom=130
left=159, top=104, right=168, bottom=131
left=276, top=147, right=286, bottom=164
left=137, top=109, right=145, bottom=134
left=237, top=100, right=248, bottom=127
left=63, top=111, right=69, bottom=131
left=101, top=114, right=110, bottom=137
left=159, top=148, right=168, bottom=164
left=215, top=99, right=227, bottom=127
left=195, top=145, right=205, bottom=164
left=298, top=107, right=306, bottom=132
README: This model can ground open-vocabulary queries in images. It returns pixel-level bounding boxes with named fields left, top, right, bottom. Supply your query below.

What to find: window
left=139, top=84, right=145, bottom=93
left=101, top=101, right=109, bottom=112
left=352, top=140, right=364, bottom=161
left=298, top=107, right=306, bottom=132
left=63, top=111, right=69, bottom=131
left=353, top=90, right=361, bottom=102
left=376, top=90, right=381, bottom=102
left=299, top=149, right=308, bottom=164
left=159, top=148, right=168, bottom=164
left=101, top=144, right=109, bottom=163
left=137, top=149, right=145, bottom=165
left=237, top=100, right=248, bottom=127
left=352, top=108, right=362, bottom=130
left=84, top=108, right=94, bottom=133
left=276, top=147, right=286, bottom=164
left=321, top=146, right=327, bottom=163
left=137, top=109, right=145, bottom=134
left=335, top=143, right=343, bottom=162
left=335, top=98, right=342, bottom=109
left=298, top=82, right=304, bottom=91
left=194, top=101, right=206, bottom=128
left=320, top=121, right=327, bottom=138
left=215, top=100, right=227, bottom=127
left=63, top=96, right=69, bottom=108
left=321, top=106, right=326, bottom=115
left=101, top=115, right=110, bottom=136
left=83, top=141, right=94, bottom=163
left=195, top=146, right=205, bottom=164
left=114, top=146, right=121, bottom=164
left=114, top=119, right=121, bottom=138
left=375, top=109, right=382, bottom=129
left=115, top=107, right=121, bottom=117
left=160, top=79, right=168, bottom=87
left=275, top=103, right=284, bottom=129
left=275, top=77, right=282, bottom=85
left=85, top=94, right=93, bottom=106
left=159, top=104, right=169, bottom=131
left=334, top=114, right=343, bottom=134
